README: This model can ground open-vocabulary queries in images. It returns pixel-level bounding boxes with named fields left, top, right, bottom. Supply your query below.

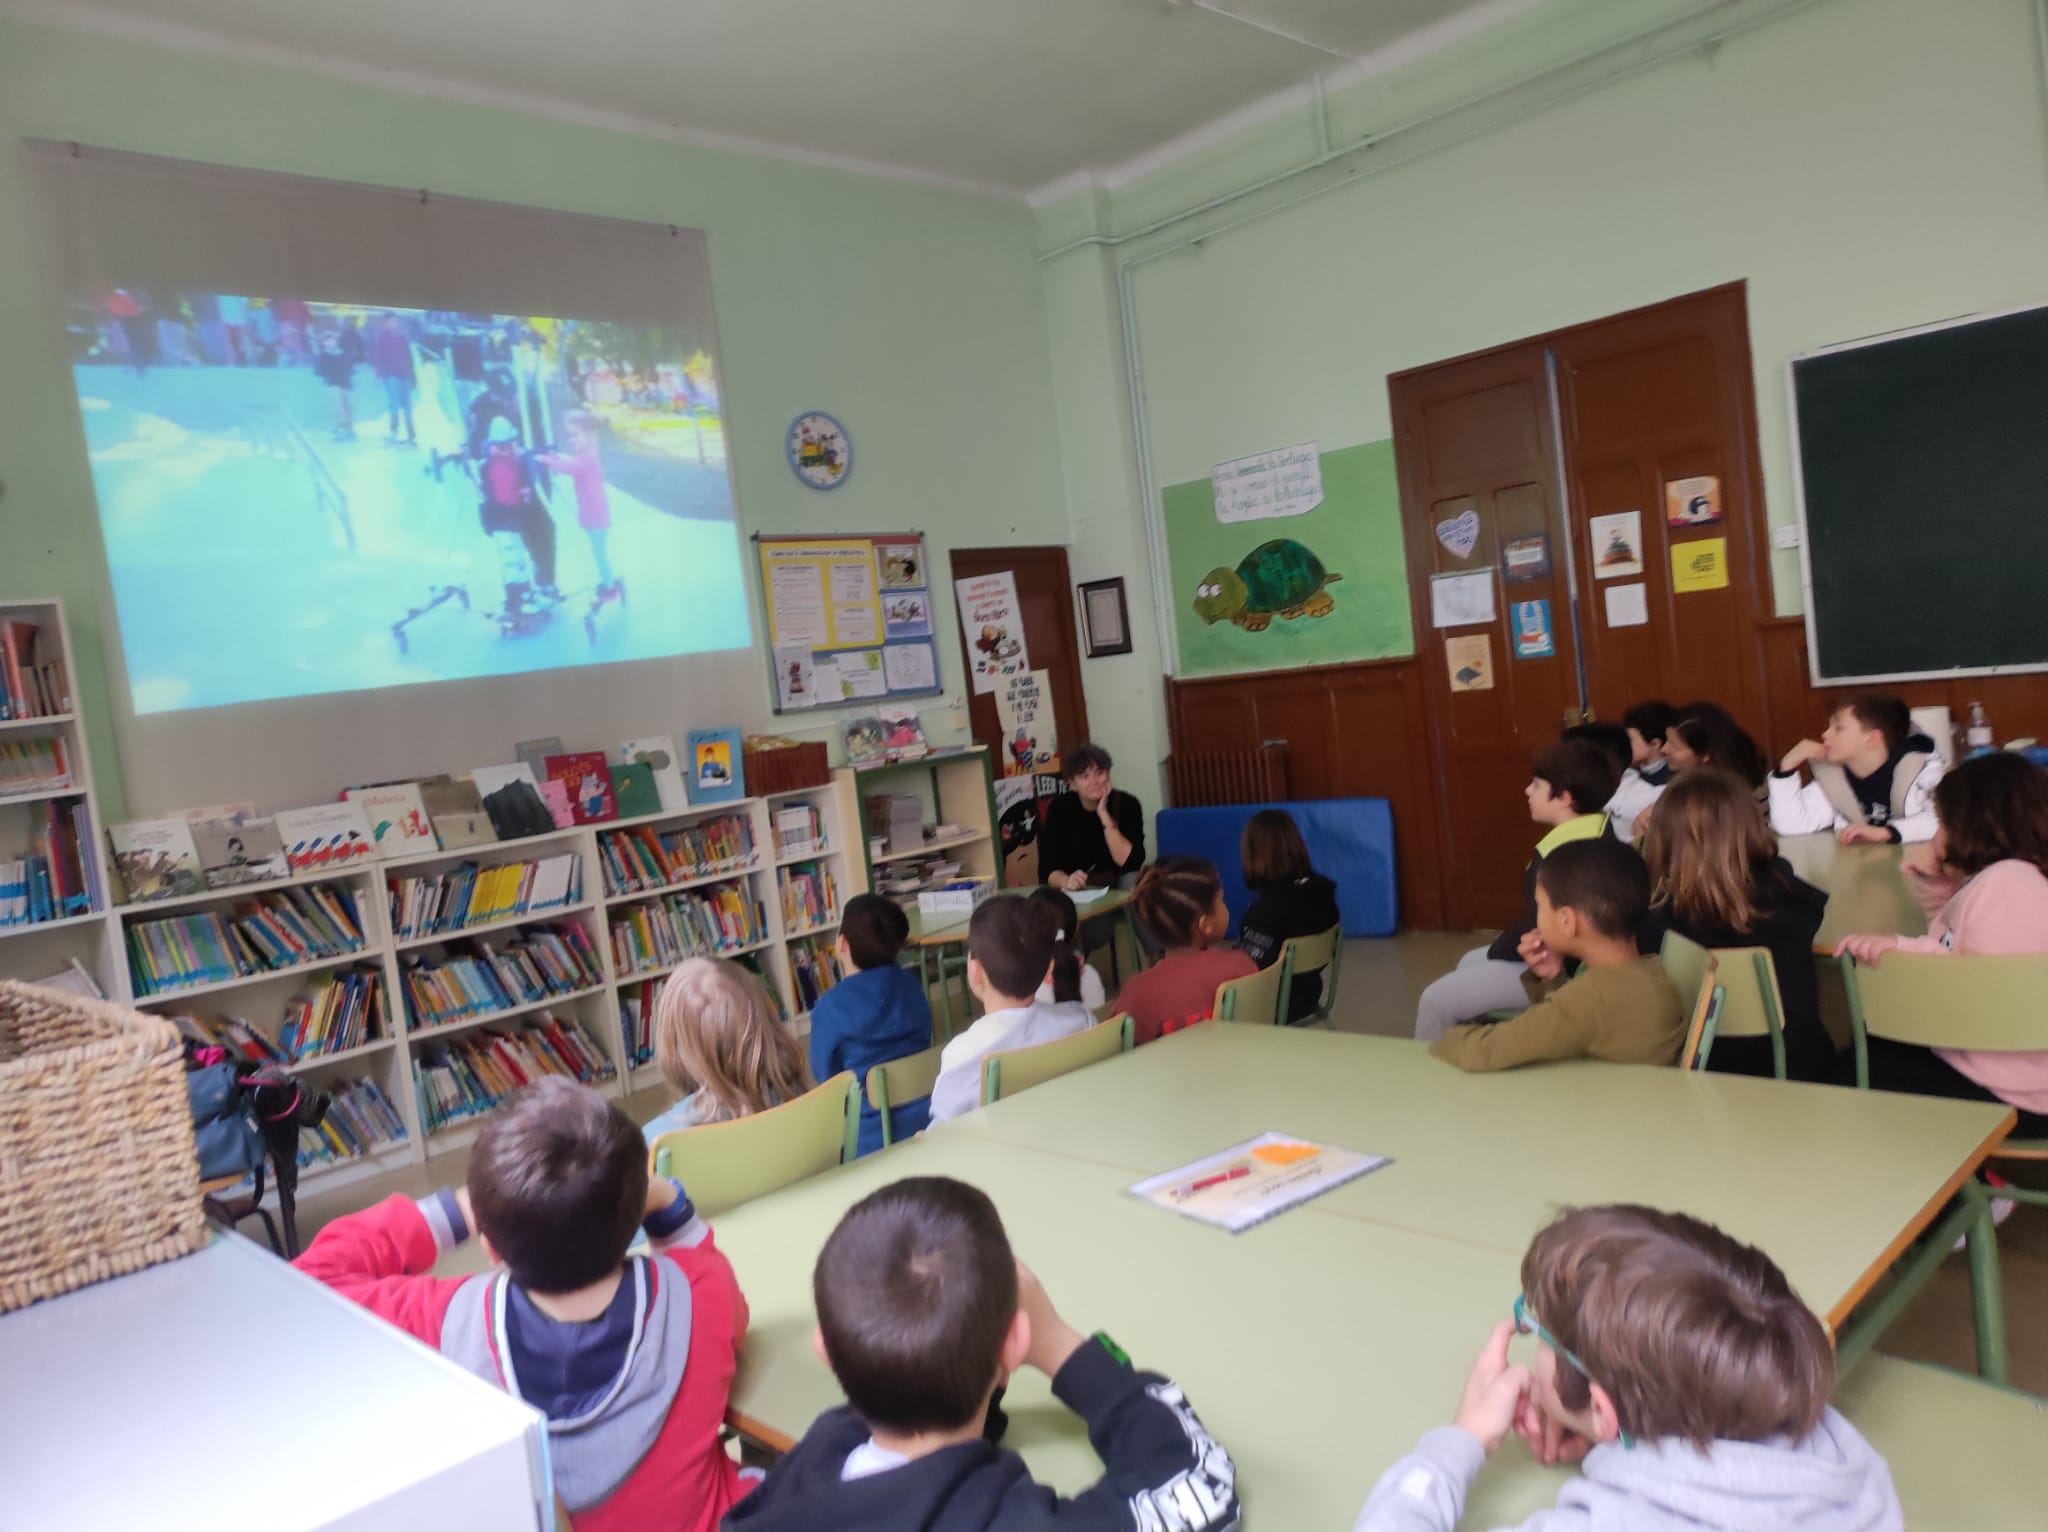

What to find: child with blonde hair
left=643, top=957, right=811, bottom=1143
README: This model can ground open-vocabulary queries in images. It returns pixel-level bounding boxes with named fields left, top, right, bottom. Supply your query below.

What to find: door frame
left=946, top=544, right=1092, bottom=757
left=1389, top=281, right=1776, bottom=929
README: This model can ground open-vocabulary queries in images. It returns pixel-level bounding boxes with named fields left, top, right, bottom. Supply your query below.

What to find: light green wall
left=1163, top=440, right=1410, bottom=676
left=1041, top=0, right=2048, bottom=766
left=0, top=17, right=1067, bottom=818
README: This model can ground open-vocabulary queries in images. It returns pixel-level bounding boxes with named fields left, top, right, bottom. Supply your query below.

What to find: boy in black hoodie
left=725, top=1176, right=1239, bottom=1532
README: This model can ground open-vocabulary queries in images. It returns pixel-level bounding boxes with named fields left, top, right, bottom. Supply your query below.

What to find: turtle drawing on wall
left=1191, top=538, right=1343, bottom=632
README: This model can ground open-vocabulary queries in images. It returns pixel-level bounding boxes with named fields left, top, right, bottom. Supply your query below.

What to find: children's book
left=619, top=735, right=689, bottom=813
left=1128, top=1132, right=1390, bottom=1234
left=686, top=727, right=746, bottom=805
left=190, top=816, right=291, bottom=887
left=420, top=776, right=498, bottom=850
left=108, top=817, right=206, bottom=901
left=538, top=778, right=575, bottom=829
left=544, top=752, right=618, bottom=824
left=609, top=762, right=663, bottom=820
left=275, top=801, right=376, bottom=873
left=344, top=783, right=436, bottom=857
left=843, top=707, right=929, bottom=767
left=180, top=802, right=258, bottom=826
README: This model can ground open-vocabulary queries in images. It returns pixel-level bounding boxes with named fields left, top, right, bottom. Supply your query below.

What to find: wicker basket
left=743, top=740, right=831, bottom=796
left=0, top=980, right=207, bottom=1313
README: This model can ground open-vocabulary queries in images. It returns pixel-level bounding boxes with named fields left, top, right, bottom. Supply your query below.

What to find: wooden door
left=947, top=545, right=1091, bottom=769
left=1390, top=347, right=1585, bottom=931
left=1551, top=285, right=1772, bottom=738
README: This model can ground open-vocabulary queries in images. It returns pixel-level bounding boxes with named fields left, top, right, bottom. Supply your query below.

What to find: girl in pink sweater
left=1836, top=752, right=2048, bottom=1134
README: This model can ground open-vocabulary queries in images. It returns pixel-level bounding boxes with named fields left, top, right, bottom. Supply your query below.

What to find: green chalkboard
left=1792, top=304, right=2048, bottom=681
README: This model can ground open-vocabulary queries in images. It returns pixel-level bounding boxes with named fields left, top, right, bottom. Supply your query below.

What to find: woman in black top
left=1038, top=743, right=1146, bottom=891
left=1237, top=809, right=1339, bottom=1024
left=1637, top=769, right=1832, bottom=1081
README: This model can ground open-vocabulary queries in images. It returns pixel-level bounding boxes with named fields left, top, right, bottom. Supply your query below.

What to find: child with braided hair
left=1114, top=856, right=1256, bottom=1045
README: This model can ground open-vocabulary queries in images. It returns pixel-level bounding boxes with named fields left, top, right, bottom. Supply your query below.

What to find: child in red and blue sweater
left=294, top=1076, right=750, bottom=1532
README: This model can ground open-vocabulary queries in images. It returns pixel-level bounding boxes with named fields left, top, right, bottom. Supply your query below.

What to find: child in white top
left=929, top=895, right=1090, bottom=1123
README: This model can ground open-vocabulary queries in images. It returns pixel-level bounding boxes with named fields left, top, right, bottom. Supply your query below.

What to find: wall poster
left=757, top=532, right=941, bottom=712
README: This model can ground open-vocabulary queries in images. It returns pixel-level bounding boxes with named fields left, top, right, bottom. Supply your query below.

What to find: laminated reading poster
left=1129, top=1132, right=1389, bottom=1233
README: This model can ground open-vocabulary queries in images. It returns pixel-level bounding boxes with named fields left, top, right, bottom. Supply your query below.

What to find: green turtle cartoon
left=1192, top=538, right=1343, bottom=632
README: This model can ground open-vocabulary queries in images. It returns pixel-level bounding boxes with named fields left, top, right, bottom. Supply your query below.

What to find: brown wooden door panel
left=948, top=546, right=1089, bottom=767
left=1393, top=349, right=1581, bottom=930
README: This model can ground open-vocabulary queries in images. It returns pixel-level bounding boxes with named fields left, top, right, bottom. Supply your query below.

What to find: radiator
left=1166, top=743, right=1290, bottom=807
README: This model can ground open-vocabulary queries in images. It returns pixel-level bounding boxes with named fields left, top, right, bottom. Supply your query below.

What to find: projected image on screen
left=66, top=295, right=749, bottom=712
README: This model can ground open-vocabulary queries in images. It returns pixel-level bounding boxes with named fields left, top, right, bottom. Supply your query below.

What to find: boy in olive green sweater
left=1432, top=838, right=1684, bottom=1073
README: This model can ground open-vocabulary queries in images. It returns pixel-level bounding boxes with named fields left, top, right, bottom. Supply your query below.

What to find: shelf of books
left=0, top=598, right=119, bottom=1001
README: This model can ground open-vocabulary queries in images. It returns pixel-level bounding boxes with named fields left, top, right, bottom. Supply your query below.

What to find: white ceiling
left=14, top=0, right=1540, bottom=198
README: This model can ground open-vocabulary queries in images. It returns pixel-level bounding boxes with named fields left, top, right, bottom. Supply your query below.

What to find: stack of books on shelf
left=299, top=1077, right=409, bottom=1169
left=388, top=853, right=580, bottom=939
left=609, top=883, right=766, bottom=976
left=788, top=937, right=844, bottom=1012
left=414, top=1015, right=616, bottom=1132
left=772, top=802, right=827, bottom=859
left=127, top=885, right=368, bottom=996
left=166, top=964, right=386, bottom=1064
left=598, top=814, right=754, bottom=896
left=2, top=799, right=99, bottom=926
left=779, top=862, right=838, bottom=934
left=0, top=617, right=69, bottom=720
left=0, top=737, right=73, bottom=796
left=618, top=976, right=668, bottom=1070
left=401, top=923, right=606, bottom=1030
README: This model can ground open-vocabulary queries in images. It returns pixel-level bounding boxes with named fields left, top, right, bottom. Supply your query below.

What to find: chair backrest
left=1843, top=953, right=2048, bottom=1067
left=1276, top=923, right=1343, bottom=1023
left=865, top=1044, right=945, bottom=1148
left=981, top=1016, right=1129, bottom=1106
left=649, top=1071, right=856, bottom=1216
left=1677, top=955, right=1722, bottom=1072
left=1659, top=929, right=1712, bottom=1011
left=1214, top=962, right=1286, bottom=1026
left=1708, top=945, right=1789, bottom=1079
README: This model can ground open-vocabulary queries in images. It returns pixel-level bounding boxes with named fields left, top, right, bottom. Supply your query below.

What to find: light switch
left=1772, top=526, right=1802, bottom=550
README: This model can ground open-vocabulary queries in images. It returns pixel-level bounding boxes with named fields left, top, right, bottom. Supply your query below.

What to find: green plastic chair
left=1659, top=930, right=1726, bottom=1073
left=981, top=1014, right=1132, bottom=1106
left=1701, top=945, right=1790, bottom=1079
left=648, top=1070, right=857, bottom=1217
left=865, top=1044, right=945, bottom=1149
left=1214, top=962, right=1285, bottom=1026
left=1275, top=923, right=1343, bottom=1027
left=1836, top=951, right=2048, bottom=1387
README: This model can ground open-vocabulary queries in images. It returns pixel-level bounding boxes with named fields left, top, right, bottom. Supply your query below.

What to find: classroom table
left=713, top=1024, right=2017, bottom=1527
left=1778, top=832, right=1928, bottom=951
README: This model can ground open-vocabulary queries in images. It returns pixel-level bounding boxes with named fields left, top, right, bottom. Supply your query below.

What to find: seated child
left=1413, top=738, right=1619, bottom=1042
left=1837, top=751, right=2048, bottom=1135
left=294, top=1077, right=752, bottom=1532
left=1029, top=884, right=1108, bottom=1012
left=1630, top=702, right=1771, bottom=837
left=643, top=957, right=811, bottom=1143
left=928, top=895, right=1093, bottom=1123
left=808, top=893, right=934, bottom=1156
left=1638, top=768, right=1833, bottom=1082
left=1571, top=719, right=1660, bottom=837
left=1353, top=1204, right=1900, bottom=1532
left=1235, top=808, right=1340, bottom=1024
left=726, top=1175, right=1239, bottom=1530
left=1624, top=700, right=1676, bottom=788
left=1772, top=693, right=1943, bottom=844
left=1115, top=856, right=1257, bottom=1043
left=1431, top=837, right=1683, bottom=1073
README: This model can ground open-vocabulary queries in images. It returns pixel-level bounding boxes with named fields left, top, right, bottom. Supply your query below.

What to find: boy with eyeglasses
left=1351, top=1204, right=1902, bottom=1532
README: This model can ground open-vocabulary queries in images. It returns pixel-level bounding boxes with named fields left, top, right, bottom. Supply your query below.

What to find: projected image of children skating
left=67, top=297, right=750, bottom=713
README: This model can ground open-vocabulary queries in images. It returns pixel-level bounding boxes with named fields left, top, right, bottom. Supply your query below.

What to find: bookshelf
left=0, top=598, right=121, bottom=999
left=834, top=746, right=1003, bottom=898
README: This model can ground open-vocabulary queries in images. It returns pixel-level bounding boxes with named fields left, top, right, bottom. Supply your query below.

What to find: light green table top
left=1778, top=832, right=1930, bottom=951
left=947, top=1024, right=2009, bottom=1329
left=713, top=1025, right=2025, bottom=1528
left=902, top=884, right=1132, bottom=947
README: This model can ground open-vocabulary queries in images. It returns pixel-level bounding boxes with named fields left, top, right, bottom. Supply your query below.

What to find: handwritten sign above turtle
left=1211, top=442, right=1323, bottom=524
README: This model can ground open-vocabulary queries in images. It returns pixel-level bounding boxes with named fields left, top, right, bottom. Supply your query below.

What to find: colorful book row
left=609, top=884, right=767, bottom=977
left=778, top=862, right=838, bottom=933
left=2, top=800, right=99, bottom=925
left=0, top=736, right=71, bottom=795
left=597, top=814, right=755, bottom=897
left=0, top=618, right=69, bottom=721
left=414, top=1015, right=617, bottom=1133
left=772, top=801, right=828, bottom=859
left=387, top=853, right=580, bottom=939
left=619, top=975, right=669, bottom=1070
left=401, top=923, right=606, bottom=1030
left=127, top=885, right=368, bottom=996
left=299, top=1076, right=409, bottom=1168
left=788, top=937, right=845, bottom=1013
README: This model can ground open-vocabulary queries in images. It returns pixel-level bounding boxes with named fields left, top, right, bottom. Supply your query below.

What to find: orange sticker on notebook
left=1251, top=1142, right=1320, bottom=1165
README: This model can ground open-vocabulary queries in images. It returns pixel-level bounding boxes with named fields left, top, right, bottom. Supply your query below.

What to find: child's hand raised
left=1015, top=1259, right=1085, bottom=1378
left=1454, top=1323, right=1530, bottom=1454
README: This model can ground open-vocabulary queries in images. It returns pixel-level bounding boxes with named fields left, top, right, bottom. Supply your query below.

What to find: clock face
left=787, top=412, right=851, bottom=489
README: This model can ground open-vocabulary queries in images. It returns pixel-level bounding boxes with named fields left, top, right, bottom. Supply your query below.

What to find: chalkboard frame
left=1788, top=299, right=2048, bottom=685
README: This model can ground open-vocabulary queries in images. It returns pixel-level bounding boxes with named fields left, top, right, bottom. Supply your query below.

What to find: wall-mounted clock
left=787, top=411, right=852, bottom=490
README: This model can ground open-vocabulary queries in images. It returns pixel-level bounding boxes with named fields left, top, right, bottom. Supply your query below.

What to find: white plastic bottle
left=1966, top=701, right=1994, bottom=756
